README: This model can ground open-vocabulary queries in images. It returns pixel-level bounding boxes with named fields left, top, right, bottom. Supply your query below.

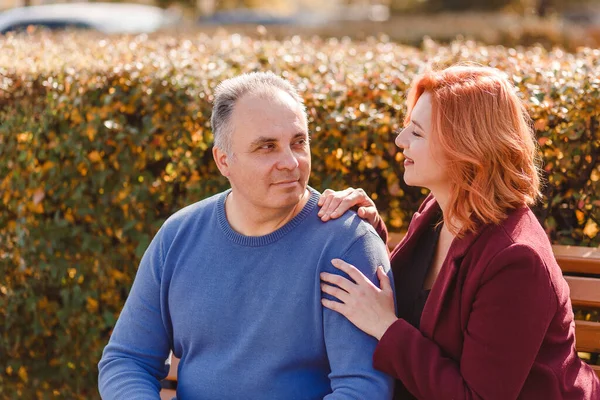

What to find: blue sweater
left=98, top=187, right=394, bottom=399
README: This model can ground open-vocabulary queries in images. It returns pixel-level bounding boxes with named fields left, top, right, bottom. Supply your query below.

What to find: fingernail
left=331, top=259, right=340, bottom=266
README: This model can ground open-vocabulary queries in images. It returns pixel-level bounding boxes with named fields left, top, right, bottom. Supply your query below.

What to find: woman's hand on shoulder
left=317, top=187, right=380, bottom=227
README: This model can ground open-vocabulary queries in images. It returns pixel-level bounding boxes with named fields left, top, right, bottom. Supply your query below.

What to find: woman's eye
left=411, top=131, right=421, bottom=138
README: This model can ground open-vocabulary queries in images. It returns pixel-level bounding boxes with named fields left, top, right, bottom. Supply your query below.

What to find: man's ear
left=213, top=146, right=231, bottom=177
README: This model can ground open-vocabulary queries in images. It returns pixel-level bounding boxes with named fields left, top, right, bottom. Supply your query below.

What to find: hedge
left=0, top=32, right=598, bottom=399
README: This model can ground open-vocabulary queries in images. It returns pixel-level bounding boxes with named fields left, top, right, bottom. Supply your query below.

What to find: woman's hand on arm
left=318, top=188, right=380, bottom=227
left=320, top=259, right=397, bottom=340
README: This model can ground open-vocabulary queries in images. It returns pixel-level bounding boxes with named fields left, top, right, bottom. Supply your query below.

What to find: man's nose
left=277, top=147, right=300, bottom=170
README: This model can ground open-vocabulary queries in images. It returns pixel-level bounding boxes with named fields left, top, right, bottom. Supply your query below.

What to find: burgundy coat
left=373, top=195, right=600, bottom=399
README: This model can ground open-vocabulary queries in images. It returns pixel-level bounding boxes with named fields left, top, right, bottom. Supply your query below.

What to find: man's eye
left=260, top=143, right=275, bottom=150
left=294, top=139, right=308, bottom=146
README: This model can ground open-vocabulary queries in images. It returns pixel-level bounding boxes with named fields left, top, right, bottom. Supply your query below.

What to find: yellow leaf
left=77, top=163, right=88, bottom=176
left=42, top=161, right=54, bottom=172
left=583, top=219, right=599, bottom=238
left=86, top=126, right=96, bottom=141
left=17, top=132, right=32, bottom=143
left=86, top=297, right=99, bottom=313
left=575, top=210, right=585, bottom=224
left=88, top=151, right=102, bottom=163
left=18, top=366, right=28, bottom=383
left=33, top=188, right=45, bottom=205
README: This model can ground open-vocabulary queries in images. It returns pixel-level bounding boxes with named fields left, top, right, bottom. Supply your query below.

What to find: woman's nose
left=395, top=128, right=407, bottom=149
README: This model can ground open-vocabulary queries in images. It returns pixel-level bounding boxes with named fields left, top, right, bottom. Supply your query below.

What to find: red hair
left=404, top=66, right=542, bottom=236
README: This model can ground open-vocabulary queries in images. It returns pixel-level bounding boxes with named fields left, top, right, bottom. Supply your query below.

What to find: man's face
left=216, top=89, right=311, bottom=213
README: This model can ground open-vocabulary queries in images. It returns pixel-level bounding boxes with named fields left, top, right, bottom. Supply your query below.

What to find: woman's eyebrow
left=411, top=119, right=424, bottom=131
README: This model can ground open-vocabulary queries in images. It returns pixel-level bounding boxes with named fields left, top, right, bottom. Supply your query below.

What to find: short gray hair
left=211, top=71, right=306, bottom=155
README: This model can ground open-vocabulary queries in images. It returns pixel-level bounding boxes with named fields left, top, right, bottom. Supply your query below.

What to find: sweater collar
left=217, top=186, right=319, bottom=247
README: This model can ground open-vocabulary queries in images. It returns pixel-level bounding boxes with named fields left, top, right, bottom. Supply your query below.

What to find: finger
left=318, top=189, right=334, bottom=207
left=320, top=282, right=350, bottom=303
left=330, top=258, right=371, bottom=285
left=331, top=189, right=373, bottom=217
left=322, top=196, right=345, bottom=220
left=318, top=193, right=337, bottom=218
left=377, top=266, right=392, bottom=292
left=330, top=194, right=361, bottom=218
left=357, top=206, right=379, bottom=225
left=321, top=298, right=347, bottom=315
left=320, top=188, right=353, bottom=220
left=320, top=271, right=355, bottom=293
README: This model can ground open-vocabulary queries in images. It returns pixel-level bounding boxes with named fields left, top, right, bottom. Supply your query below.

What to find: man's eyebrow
left=292, top=132, right=308, bottom=139
left=411, top=119, right=424, bottom=131
left=249, top=136, right=277, bottom=148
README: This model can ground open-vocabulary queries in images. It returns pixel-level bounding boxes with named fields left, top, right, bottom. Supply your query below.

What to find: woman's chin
left=402, top=175, right=417, bottom=187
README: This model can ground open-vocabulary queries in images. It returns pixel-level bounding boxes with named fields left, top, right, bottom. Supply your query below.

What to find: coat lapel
left=390, top=194, right=439, bottom=262
left=418, top=210, right=486, bottom=337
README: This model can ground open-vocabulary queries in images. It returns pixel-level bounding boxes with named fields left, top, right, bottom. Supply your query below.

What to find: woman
left=318, top=66, right=600, bottom=399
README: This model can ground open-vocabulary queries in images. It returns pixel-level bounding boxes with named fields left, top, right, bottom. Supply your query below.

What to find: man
left=98, top=72, right=394, bottom=399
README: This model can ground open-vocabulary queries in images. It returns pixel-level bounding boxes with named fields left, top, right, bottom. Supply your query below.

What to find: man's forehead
left=231, top=91, right=306, bottom=133
left=236, top=89, right=302, bottom=114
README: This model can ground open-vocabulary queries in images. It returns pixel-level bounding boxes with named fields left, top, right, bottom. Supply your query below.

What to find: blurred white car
left=0, top=2, right=180, bottom=34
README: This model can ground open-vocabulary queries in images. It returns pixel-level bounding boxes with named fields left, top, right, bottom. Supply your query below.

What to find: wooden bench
left=160, top=355, right=178, bottom=400
left=159, top=238, right=600, bottom=397
left=552, top=245, right=600, bottom=377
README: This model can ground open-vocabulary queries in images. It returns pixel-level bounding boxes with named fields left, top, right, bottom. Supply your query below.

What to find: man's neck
left=225, top=189, right=311, bottom=237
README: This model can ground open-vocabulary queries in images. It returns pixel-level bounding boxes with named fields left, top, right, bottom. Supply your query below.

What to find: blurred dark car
left=0, top=2, right=180, bottom=34
left=197, top=8, right=320, bottom=26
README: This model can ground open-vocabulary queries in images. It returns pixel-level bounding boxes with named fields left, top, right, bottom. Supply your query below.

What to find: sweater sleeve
left=322, top=230, right=395, bottom=399
left=373, top=244, right=556, bottom=400
left=98, top=228, right=172, bottom=400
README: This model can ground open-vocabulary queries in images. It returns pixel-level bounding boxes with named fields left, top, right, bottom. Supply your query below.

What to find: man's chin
left=270, top=187, right=307, bottom=206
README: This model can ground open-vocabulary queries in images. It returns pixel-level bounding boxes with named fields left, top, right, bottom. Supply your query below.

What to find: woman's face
left=395, top=92, right=450, bottom=193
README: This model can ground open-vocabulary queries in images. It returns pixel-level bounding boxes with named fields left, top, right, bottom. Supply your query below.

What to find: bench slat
left=575, top=320, right=600, bottom=353
left=552, top=245, right=600, bottom=275
left=564, top=277, right=600, bottom=308
left=166, top=356, right=179, bottom=381
left=592, top=364, right=600, bottom=380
